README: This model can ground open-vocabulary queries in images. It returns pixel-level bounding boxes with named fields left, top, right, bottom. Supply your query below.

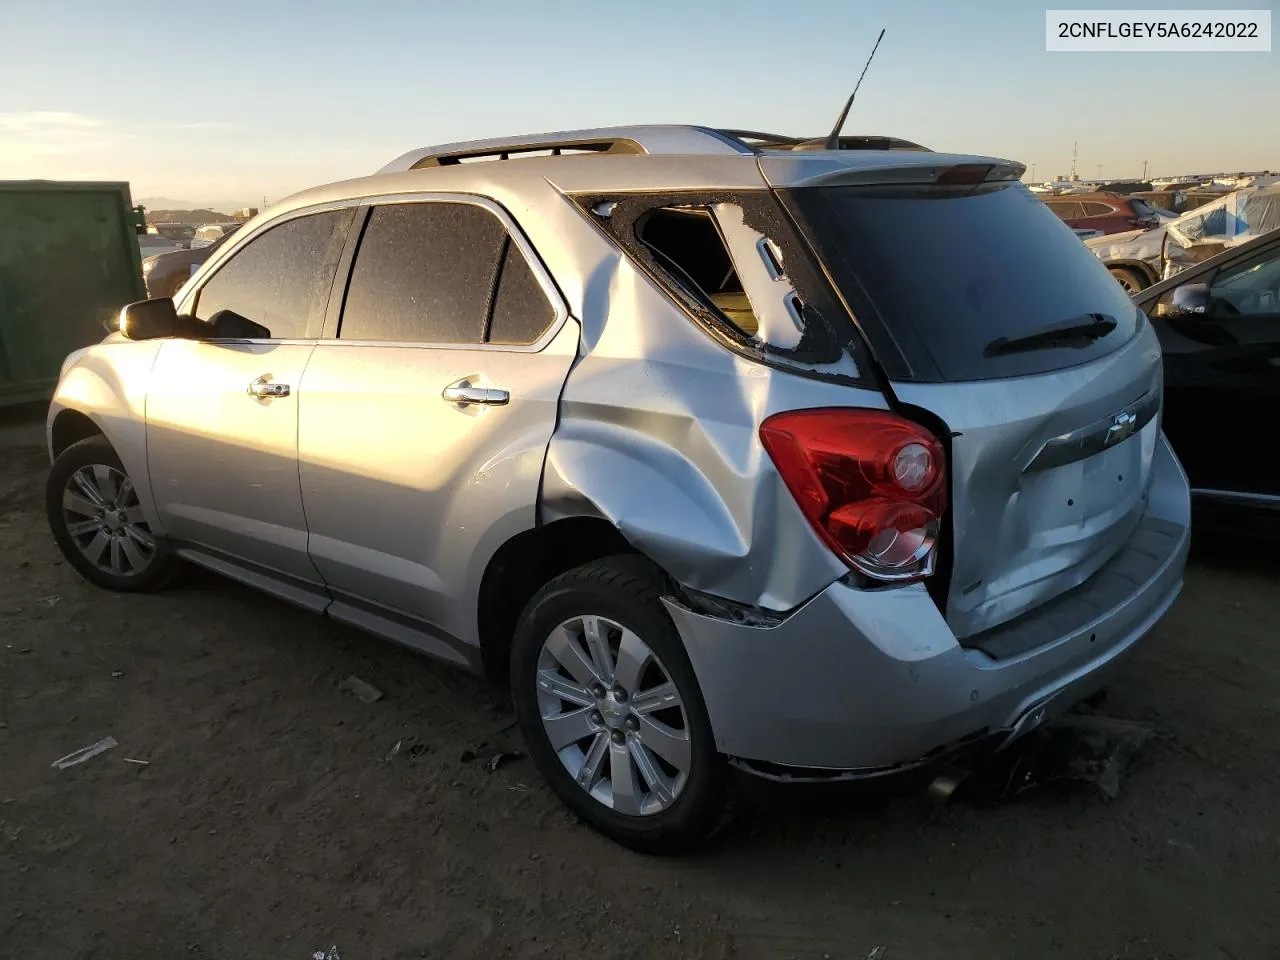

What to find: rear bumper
left=666, top=434, right=1190, bottom=774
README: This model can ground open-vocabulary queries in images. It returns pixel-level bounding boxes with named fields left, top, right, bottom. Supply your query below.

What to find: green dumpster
left=0, top=181, right=147, bottom=406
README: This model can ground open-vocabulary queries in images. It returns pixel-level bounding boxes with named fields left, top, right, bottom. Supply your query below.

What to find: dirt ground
left=2, top=403, right=1278, bottom=960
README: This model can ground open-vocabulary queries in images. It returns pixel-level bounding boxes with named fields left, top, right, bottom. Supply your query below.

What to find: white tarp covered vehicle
left=1087, top=183, right=1280, bottom=291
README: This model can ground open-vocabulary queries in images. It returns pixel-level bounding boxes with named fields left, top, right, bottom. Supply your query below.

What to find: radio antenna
left=824, top=28, right=886, bottom=150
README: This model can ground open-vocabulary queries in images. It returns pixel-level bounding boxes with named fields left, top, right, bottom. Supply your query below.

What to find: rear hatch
left=770, top=159, right=1164, bottom=638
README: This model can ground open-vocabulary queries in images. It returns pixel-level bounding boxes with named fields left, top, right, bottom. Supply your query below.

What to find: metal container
left=0, top=181, right=146, bottom=406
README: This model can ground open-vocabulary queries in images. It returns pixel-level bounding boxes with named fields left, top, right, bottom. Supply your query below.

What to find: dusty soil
left=2, top=403, right=1278, bottom=960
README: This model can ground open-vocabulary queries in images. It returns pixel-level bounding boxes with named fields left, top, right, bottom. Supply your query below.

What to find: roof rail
left=378, top=125, right=753, bottom=173
left=377, top=126, right=932, bottom=174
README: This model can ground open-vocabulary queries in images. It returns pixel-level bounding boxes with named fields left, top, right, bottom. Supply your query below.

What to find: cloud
left=178, top=121, right=234, bottom=131
left=0, top=112, right=121, bottom=178
left=0, top=111, right=103, bottom=132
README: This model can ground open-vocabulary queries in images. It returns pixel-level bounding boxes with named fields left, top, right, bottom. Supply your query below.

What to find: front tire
left=510, top=555, right=728, bottom=854
left=46, top=435, right=177, bottom=592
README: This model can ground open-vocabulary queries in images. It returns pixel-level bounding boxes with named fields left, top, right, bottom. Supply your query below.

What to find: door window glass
left=194, top=209, right=353, bottom=339
left=1208, top=246, right=1280, bottom=316
left=486, top=239, right=557, bottom=344
left=340, top=202, right=506, bottom=343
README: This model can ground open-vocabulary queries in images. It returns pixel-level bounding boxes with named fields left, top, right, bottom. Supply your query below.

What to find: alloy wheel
left=61, top=464, right=157, bottom=577
left=535, top=615, right=691, bottom=816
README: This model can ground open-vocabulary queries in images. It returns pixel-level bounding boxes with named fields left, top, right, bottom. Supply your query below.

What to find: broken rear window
left=576, top=191, right=868, bottom=381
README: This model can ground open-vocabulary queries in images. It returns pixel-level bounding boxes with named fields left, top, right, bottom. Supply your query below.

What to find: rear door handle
left=442, top=379, right=509, bottom=406
left=248, top=375, right=290, bottom=399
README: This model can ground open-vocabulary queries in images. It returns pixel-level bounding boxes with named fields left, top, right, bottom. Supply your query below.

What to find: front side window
left=1208, top=246, right=1280, bottom=316
left=194, top=208, right=354, bottom=339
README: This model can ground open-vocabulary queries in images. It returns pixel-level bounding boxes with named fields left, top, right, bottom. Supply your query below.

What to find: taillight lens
left=759, top=409, right=947, bottom=582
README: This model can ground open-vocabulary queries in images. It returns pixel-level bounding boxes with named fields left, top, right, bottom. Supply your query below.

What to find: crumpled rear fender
left=541, top=413, right=848, bottom=612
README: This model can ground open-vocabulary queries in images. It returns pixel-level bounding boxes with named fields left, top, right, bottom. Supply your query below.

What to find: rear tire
left=1109, top=267, right=1148, bottom=293
left=46, top=435, right=178, bottom=592
left=510, top=555, right=729, bottom=854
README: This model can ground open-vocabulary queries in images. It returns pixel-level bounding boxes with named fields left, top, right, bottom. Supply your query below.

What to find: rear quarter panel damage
left=540, top=247, right=887, bottom=612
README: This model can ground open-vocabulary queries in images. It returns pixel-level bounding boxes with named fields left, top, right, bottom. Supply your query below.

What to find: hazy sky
left=1, top=0, right=1275, bottom=205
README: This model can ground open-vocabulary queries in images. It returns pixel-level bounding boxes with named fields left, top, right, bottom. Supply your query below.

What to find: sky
left=0, top=0, right=1275, bottom=207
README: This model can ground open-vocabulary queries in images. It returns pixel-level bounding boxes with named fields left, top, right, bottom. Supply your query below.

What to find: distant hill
left=137, top=197, right=253, bottom=215
left=144, top=208, right=240, bottom=225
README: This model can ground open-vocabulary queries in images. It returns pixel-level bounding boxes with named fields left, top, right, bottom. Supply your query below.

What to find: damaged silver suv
left=46, top=126, right=1190, bottom=852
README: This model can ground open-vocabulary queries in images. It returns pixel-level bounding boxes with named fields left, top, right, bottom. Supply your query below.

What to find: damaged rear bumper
left=664, top=435, right=1190, bottom=777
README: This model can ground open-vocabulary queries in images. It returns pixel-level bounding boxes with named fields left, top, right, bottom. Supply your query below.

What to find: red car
left=1042, top=192, right=1169, bottom=236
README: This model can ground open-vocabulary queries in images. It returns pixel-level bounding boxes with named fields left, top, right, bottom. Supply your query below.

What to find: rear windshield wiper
left=983, top=314, right=1117, bottom=358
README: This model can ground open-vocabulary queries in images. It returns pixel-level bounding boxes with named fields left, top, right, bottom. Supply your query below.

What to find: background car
left=146, top=222, right=196, bottom=249
left=141, top=227, right=240, bottom=298
left=189, top=222, right=241, bottom=250
left=1042, top=192, right=1173, bottom=236
left=1089, top=183, right=1280, bottom=293
left=137, top=233, right=183, bottom=258
left=1133, top=226, right=1280, bottom=538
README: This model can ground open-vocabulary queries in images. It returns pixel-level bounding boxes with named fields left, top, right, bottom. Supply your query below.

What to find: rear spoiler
left=759, top=153, right=1026, bottom=190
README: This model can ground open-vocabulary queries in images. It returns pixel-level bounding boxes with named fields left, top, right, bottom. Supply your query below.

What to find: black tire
left=1109, top=267, right=1148, bottom=294
left=510, top=555, right=729, bottom=854
left=46, top=435, right=178, bottom=592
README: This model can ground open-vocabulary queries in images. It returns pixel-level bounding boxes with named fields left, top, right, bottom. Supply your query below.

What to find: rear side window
left=782, top=182, right=1140, bottom=382
left=341, top=202, right=505, bottom=343
left=1045, top=201, right=1083, bottom=221
left=1080, top=201, right=1114, bottom=216
left=340, top=201, right=558, bottom=346
left=635, top=207, right=760, bottom=338
left=194, top=209, right=353, bottom=339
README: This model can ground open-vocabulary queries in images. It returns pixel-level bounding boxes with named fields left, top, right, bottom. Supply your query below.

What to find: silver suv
left=46, top=126, right=1190, bottom=852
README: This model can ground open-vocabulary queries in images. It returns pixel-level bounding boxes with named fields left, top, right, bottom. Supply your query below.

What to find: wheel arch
left=476, top=516, right=652, bottom=685
left=1105, top=258, right=1159, bottom=287
left=49, top=408, right=105, bottom=459
left=48, top=343, right=166, bottom=531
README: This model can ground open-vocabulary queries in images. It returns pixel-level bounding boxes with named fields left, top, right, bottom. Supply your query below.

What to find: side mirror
left=1168, top=282, right=1211, bottom=317
left=114, top=298, right=179, bottom=339
left=208, top=309, right=272, bottom=340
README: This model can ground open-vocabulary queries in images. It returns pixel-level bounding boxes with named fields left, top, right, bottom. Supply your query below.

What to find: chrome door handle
left=248, top=375, right=290, bottom=399
left=442, top=380, right=509, bottom=406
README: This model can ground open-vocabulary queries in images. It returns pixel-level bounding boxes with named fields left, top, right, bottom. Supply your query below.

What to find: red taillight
left=759, top=409, right=947, bottom=582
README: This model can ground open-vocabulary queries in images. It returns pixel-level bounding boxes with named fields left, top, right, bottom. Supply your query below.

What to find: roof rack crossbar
left=412, top=136, right=645, bottom=168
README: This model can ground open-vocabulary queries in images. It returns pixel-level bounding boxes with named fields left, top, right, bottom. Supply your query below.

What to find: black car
left=1134, top=227, right=1280, bottom=536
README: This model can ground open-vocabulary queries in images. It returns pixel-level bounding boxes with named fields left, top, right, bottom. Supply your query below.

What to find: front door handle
left=442, top=379, right=509, bottom=406
left=248, top=375, right=291, bottom=399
